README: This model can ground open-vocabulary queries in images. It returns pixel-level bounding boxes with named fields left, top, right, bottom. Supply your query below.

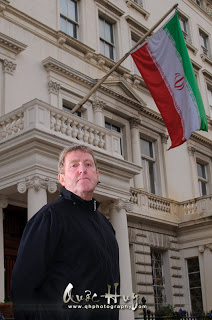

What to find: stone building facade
left=0, top=0, right=212, bottom=319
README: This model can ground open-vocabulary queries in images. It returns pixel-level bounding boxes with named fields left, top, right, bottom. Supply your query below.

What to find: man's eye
left=71, top=164, right=78, bottom=168
left=86, top=163, right=91, bottom=166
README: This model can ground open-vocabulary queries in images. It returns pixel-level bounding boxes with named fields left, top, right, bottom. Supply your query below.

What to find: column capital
left=110, top=199, right=133, bottom=213
left=187, top=146, right=196, bottom=156
left=2, top=59, right=17, bottom=75
left=48, top=80, right=61, bottom=94
left=160, top=133, right=169, bottom=144
left=206, top=243, right=212, bottom=251
left=17, top=176, right=58, bottom=194
left=129, top=117, right=140, bottom=129
left=93, top=100, right=106, bottom=112
left=0, top=195, right=8, bottom=209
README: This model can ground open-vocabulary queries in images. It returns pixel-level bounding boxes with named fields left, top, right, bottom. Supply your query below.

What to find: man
left=11, top=144, right=120, bottom=320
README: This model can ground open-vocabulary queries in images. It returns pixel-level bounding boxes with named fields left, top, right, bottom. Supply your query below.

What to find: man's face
left=58, top=150, right=99, bottom=200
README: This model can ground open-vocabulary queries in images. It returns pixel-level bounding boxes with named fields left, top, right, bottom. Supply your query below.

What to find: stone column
left=0, top=195, right=8, bottom=302
left=93, top=100, right=106, bottom=127
left=187, top=146, right=199, bottom=198
left=17, top=176, right=57, bottom=220
left=130, top=117, right=143, bottom=189
left=48, top=80, right=61, bottom=108
left=109, top=200, right=134, bottom=320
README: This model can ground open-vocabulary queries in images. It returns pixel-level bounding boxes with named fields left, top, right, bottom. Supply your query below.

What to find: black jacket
left=11, top=187, right=120, bottom=319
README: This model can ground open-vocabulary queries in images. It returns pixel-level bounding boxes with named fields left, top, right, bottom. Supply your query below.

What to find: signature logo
left=174, top=73, right=184, bottom=90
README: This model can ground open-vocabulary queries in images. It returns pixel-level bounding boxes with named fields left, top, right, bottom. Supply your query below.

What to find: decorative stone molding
left=57, top=36, right=66, bottom=45
left=94, top=0, right=124, bottom=16
left=126, top=0, right=150, bottom=20
left=0, top=195, right=8, bottom=209
left=200, top=53, right=212, bottom=66
left=125, top=15, right=149, bottom=33
left=187, top=146, right=196, bottom=156
left=129, top=117, right=140, bottom=129
left=17, top=177, right=57, bottom=194
left=85, top=52, right=93, bottom=60
left=48, top=80, right=61, bottom=94
left=110, top=199, right=133, bottom=213
left=161, top=133, right=169, bottom=144
left=206, top=243, right=212, bottom=251
left=0, top=32, right=27, bottom=54
left=2, top=59, right=17, bottom=75
left=128, top=227, right=137, bottom=244
left=93, top=100, right=106, bottom=112
left=199, top=245, right=205, bottom=253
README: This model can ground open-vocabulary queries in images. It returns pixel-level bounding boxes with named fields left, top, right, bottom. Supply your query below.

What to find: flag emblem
left=174, top=73, right=184, bottom=91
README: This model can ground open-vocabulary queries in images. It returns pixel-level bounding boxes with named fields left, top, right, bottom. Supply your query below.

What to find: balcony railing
left=130, top=188, right=212, bottom=220
left=0, top=99, right=124, bottom=159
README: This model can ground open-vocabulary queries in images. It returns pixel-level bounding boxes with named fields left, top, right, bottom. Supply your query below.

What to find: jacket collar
left=60, top=187, right=100, bottom=212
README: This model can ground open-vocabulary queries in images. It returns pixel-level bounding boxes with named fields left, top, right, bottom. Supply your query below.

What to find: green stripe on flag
left=163, top=12, right=208, bottom=131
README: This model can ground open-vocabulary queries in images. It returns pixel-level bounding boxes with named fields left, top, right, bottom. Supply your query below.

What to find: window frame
left=60, top=0, right=79, bottom=39
left=186, top=257, right=203, bottom=314
left=105, top=118, right=124, bottom=156
left=140, top=137, right=157, bottom=195
left=151, top=249, right=166, bottom=311
left=199, top=30, right=209, bottom=56
left=197, top=161, right=208, bottom=196
left=99, top=15, right=115, bottom=60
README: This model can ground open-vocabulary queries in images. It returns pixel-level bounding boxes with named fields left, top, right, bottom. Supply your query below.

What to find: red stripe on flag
left=132, top=44, right=185, bottom=149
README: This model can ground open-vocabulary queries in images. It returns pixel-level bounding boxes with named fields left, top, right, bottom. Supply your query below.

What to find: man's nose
left=78, top=163, right=87, bottom=173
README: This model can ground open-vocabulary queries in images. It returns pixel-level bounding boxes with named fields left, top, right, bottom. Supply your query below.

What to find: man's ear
left=58, top=174, right=65, bottom=186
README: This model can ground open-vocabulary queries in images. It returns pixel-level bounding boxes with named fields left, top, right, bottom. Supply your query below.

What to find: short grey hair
left=58, top=144, right=97, bottom=174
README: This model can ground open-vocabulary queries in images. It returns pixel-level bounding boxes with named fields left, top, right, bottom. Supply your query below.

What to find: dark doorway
left=3, top=205, right=27, bottom=300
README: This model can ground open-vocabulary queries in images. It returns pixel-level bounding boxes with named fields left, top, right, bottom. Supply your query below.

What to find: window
left=199, top=31, right=209, bottom=56
left=63, top=103, right=81, bottom=117
left=187, top=257, right=203, bottom=314
left=60, top=0, right=78, bottom=38
left=207, top=87, right=212, bottom=118
left=133, top=0, right=143, bottom=6
left=140, top=138, right=156, bottom=194
left=151, top=250, right=166, bottom=311
left=99, top=17, right=114, bottom=60
left=105, top=121, right=123, bottom=155
left=197, top=162, right=208, bottom=196
left=179, top=15, right=189, bottom=41
left=195, top=0, right=201, bottom=6
left=131, top=36, right=140, bottom=75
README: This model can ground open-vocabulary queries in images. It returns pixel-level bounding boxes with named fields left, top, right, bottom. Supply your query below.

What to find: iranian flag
left=131, top=12, right=208, bottom=149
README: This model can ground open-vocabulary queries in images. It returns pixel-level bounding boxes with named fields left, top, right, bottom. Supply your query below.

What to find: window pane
left=60, top=16, right=67, bottom=33
left=104, top=21, right=113, bottom=43
left=105, top=122, right=111, bottom=130
left=60, top=0, right=67, bottom=16
left=141, top=138, right=153, bottom=158
left=99, top=17, right=104, bottom=39
left=68, top=0, right=77, bottom=22
left=201, top=181, right=207, bottom=196
left=67, top=21, right=74, bottom=37
left=197, top=163, right=206, bottom=179
left=151, top=251, right=165, bottom=311
left=187, top=257, right=203, bottom=314
left=149, top=162, right=155, bottom=194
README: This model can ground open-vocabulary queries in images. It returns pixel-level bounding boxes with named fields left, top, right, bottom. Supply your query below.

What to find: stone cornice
left=139, top=106, right=163, bottom=124
left=94, top=0, right=125, bottom=16
left=200, top=53, right=212, bottom=66
left=42, top=57, right=144, bottom=108
left=202, top=68, right=212, bottom=81
left=126, top=0, right=150, bottom=20
left=0, top=32, right=27, bottom=54
left=125, top=15, right=149, bottom=34
left=186, top=41, right=198, bottom=55
left=190, top=132, right=212, bottom=149
left=190, top=59, right=202, bottom=71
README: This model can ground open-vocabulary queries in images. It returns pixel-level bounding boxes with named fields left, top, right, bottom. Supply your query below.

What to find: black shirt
left=11, top=187, right=120, bottom=319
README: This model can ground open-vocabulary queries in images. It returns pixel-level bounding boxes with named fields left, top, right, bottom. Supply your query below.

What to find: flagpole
left=71, top=3, right=178, bottom=114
